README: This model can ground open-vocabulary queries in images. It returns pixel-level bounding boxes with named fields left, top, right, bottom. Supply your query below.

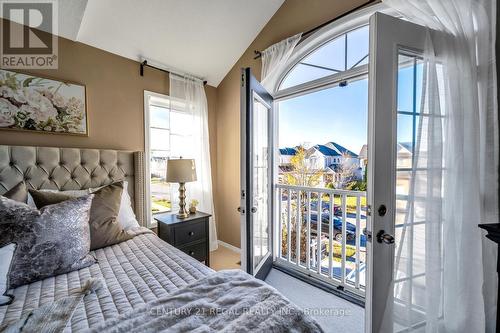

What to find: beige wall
left=0, top=22, right=219, bottom=229
left=215, top=0, right=369, bottom=247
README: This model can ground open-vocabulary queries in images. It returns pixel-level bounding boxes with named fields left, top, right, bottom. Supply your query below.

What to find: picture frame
left=0, top=69, right=88, bottom=136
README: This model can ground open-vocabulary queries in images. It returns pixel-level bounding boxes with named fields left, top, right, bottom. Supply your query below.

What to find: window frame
left=144, top=90, right=173, bottom=227
left=272, top=4, right=390, bottom=101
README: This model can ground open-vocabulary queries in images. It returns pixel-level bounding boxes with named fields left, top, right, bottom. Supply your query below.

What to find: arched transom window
left=279, top=25, right=369, bottom=91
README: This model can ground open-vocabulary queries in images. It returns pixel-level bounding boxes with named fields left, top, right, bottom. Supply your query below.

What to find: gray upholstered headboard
left=0, top=145, right=146, bottom=226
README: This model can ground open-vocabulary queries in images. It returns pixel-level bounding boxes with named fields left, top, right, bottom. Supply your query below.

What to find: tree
left=335, top=152, right=358, bottom=189
left=281, top=146, right=324, bottom=263
left=284, top=146, right=323, bottom=187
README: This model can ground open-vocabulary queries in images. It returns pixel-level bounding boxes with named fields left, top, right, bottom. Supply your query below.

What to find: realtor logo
left=1, top=0, right=58, bottom=69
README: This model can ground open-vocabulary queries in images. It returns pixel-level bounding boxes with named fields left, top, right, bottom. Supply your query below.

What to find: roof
left=398, top=142, right=413, bottom=153
left=314, top=144, right=341, bottom=157
left=324, top=142, right=359, bottom=157
left=279, top=147, right=297, bottom=156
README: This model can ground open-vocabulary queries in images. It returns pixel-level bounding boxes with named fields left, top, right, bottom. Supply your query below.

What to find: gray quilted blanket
left=0, top=230, right=213, bottom=332
left=86, top=270, right=324, bottom=333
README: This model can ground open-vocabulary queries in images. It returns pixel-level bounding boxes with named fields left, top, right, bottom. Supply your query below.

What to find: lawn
left=318, top=195, right=367, bottom=212
left=151, top=197, right=171, bottom=213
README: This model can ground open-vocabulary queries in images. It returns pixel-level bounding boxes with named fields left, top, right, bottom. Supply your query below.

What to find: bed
left=0, top=145, right=322, bottom=333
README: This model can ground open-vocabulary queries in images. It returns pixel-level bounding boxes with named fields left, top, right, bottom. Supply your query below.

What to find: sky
left=278, top=25, right=370, bottom=154
left=278, top=78, right=368, bottom=154
left=278, top=53, right=422, bottom=155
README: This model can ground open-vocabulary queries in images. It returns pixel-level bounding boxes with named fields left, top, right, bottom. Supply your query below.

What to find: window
left=279, top=25, right=369, bottom=90
left=144, top=91, right=191, bottom=226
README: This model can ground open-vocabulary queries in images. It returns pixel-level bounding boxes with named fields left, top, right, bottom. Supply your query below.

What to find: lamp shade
left=166, top=159, right=197, bottom=183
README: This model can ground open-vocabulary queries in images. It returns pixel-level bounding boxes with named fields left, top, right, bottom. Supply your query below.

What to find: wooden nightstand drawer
left=155, top=211, right=211, bottom=267
left=179, top=241, right=207, bottom=262
left=174, top=221, right=205, bottom=245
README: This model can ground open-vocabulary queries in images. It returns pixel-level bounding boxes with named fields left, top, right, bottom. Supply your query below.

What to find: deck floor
left=265, top=268, right=364, bottom=333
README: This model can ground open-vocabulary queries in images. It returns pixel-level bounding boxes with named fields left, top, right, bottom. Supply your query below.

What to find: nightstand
left=155, top=211, right=211, bottom=266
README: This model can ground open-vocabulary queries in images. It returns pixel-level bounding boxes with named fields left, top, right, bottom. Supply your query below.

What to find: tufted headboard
left=0, top=145, right=146, bottom=226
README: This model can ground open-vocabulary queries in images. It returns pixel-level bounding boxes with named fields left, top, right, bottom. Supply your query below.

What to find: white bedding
left=0, top=230, right=213, bottom=332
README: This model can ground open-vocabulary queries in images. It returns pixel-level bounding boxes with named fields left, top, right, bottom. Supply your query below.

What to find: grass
left=315, top=195, right=367, bottom=212
left=151, top=197, right=171, bottom=213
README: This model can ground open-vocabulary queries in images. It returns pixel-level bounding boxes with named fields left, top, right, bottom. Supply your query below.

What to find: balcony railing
left=275, top=184, right=367, bottom=296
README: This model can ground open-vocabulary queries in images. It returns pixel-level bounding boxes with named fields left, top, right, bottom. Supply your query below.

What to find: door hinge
left=241, top=73, right=245, bottom=87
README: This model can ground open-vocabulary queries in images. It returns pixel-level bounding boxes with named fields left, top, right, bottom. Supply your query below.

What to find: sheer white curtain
left=169, top=74, right=218, bottom=251
left=261, top=33, right=302, bottom=91
left=382, top=0, right=498, bottom=332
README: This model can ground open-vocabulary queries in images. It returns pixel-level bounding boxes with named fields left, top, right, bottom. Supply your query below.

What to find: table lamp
left=166, top=158, right=197, bottom=218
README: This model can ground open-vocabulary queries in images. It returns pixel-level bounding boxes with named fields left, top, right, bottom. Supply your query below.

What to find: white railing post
left=355, top=195, right=361, bottom=289
left=317, top=194, right=322, bottom=274
left=341, top=194, right=347, bottom=285
left=296, top=191, right=301, bottom=265
left=306, top=191, right=311, bottom=270
left=278, top=188, right=283, bottom=259
left=328, top=193, right=334, bottom=279
left=287, top=190, right=292, bottom=263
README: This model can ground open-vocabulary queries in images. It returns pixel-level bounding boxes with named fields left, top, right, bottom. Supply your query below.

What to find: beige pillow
left=29, top=181, right=132, bottom=250
left=3, top=182, right=28, bottom=203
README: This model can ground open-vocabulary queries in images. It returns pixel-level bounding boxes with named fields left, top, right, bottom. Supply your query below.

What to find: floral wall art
left=0, top=70, right=87, bottom=135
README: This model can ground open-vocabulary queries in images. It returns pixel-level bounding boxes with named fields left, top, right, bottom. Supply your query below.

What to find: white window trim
left=271, top=3, right=395, bottom=101
left=144, top=90, right=171, bottom=228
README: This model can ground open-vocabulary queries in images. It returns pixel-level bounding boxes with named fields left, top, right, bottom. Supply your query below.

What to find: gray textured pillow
left=30, top=181, right=133, bottom=250
left=0, top=195, right=96, bottom=289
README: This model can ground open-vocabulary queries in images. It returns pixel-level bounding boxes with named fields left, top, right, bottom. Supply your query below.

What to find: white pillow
left=27, top=182, right=141, bottom=230
left=116, top=181, right=141, bottom=230
left=0, top=243, right=16, bottom=305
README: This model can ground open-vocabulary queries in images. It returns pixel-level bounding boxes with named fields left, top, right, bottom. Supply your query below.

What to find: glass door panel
left=240, top=68, right=274, bottom=280
left=252, top=95, right=271, bottom=271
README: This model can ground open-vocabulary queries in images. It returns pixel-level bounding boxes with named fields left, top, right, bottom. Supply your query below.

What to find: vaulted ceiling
left=1, top=0, right=284, bottom=86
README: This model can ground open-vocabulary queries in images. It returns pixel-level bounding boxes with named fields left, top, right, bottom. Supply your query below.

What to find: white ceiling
left=75, top=0, right=284, bottom=86
left=2, top=0, right=283, bottom=86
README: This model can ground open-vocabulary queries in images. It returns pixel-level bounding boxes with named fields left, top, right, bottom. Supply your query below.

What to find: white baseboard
left=218, top=240, right=241, bottom=253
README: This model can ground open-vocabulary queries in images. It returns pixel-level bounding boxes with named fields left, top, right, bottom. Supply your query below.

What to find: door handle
left=376, top=230, right=395, bottom=244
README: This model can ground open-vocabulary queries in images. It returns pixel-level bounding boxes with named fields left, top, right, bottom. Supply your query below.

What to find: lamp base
left=177, top=182, right=189, bottom=219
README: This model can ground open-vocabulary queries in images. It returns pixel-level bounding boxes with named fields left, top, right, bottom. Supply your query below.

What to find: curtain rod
left=253, top=0, right=378, bottom=60
left=140, top=60, right=208, bottom=86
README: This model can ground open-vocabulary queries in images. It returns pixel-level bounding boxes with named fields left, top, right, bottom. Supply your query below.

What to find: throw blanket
left=0, top=278, right=104, bottom=333
left=87, top=270, right=324, bottom=333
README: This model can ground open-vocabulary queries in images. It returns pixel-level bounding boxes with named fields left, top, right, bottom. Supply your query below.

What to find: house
left=277, top=142, right=363, bottom=188
left=278, top=147, right=297, bottom=165
left=305, top=142, right=362, bottom=187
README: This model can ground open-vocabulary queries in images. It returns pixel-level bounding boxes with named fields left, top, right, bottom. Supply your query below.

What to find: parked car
left=310, top=211, right=355, bottom=242
left=308, top=211, right=366, bottom=248
left=310, top=201, right=342, bottom=217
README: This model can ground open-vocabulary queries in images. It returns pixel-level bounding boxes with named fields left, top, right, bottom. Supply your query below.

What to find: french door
left=240, top=68, right=274, bottom=280
left=367, top=12, right=441, bottom=333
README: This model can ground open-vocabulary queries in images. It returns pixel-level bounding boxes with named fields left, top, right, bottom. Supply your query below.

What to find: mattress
left=0, top=231, right=213, bottom=332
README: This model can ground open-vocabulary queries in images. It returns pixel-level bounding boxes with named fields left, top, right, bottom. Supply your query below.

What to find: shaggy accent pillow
left=0, top=195, right=96, bottom=289
left=30, top=182, right=133, bottom=250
